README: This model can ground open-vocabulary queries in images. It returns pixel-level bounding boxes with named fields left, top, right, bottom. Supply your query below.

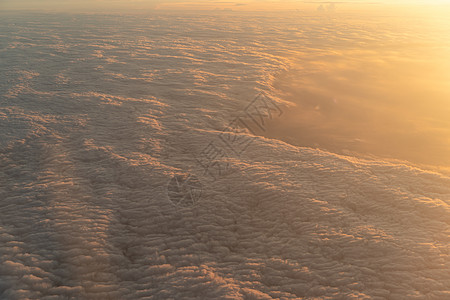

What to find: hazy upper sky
left=2, top=0, right=450, bottom=12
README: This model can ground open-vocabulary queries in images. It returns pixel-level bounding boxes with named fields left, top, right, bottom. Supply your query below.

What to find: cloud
left=317, top=3, right=336, bottom=12
left=1, top=8, right=449, bottom=299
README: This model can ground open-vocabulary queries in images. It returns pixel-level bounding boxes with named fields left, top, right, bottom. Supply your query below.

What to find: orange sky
left=2, top=0, right=450, bottom=12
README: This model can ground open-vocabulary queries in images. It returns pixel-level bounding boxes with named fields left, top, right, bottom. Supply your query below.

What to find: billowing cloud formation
left=317, top=3, right=336, bottom=12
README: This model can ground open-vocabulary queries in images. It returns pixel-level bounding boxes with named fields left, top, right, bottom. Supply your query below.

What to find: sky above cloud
left=2, top=0, right=450, bottom=12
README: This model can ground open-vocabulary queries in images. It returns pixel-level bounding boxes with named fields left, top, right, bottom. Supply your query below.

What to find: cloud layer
left=0, top=10, right=449, bottom=299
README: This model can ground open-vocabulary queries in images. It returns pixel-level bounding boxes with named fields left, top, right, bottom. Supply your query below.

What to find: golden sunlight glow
left=262, top=12, right=450, bottom=171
